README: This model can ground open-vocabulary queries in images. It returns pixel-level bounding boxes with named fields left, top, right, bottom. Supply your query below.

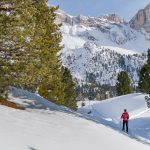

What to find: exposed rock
left=56, top=9, right=125, bottom=27
left=55, top=10, right=73, bottom=25
left=130, top=3, right=150, bottom=33
left=99, top=14, right=124, bottom=24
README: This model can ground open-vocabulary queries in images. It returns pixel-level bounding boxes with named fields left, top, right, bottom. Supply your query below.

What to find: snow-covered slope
left=0, top=87, right=150, bottom=150
left=78, top=93, right=150, bottom=143
left=57, top=10, right=150, bottom=86
left=60, top=19, right=150, bottom=51
left=61, top=40, right=146, bottom=85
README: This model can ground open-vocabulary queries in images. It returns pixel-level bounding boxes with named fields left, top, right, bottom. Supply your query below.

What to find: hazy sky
left=48, top=0, right=150, bottom=21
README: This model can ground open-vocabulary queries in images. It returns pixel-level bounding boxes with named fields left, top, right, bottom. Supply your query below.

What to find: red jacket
left=121, top=112, right=129, bottom=121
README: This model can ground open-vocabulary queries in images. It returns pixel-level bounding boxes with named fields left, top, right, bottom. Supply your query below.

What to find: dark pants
left=122, top=120, right=128, bottom=132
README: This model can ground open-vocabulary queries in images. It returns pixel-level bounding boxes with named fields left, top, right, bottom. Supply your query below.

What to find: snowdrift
left=0, top=88, right=149, bottom=150
left=78, top=93, right=150, bottom=143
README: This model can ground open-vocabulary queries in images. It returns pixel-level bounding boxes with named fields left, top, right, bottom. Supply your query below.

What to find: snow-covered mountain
left=1, top=87, right=150, bottom=149
left=56, top=4, right=150, bottom=90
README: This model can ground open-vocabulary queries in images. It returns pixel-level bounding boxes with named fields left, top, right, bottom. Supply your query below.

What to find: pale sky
left=48, top=0, right=150, bottom=21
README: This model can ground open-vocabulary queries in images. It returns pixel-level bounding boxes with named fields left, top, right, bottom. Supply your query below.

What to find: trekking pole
left=120, top=119, right=122, bottom=130
left=128, top=119, right=130, bottom=134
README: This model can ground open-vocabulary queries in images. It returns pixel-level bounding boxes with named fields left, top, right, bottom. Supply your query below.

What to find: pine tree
left=62, top=67, right=77, bottom=110
left=14, top=1, right=66, bottom=104
left=0, top=1, right=12, bottom=94
left=0, top=0, right=28, bottom=96
left=30, top=1, right=65, bottom=104
left=138, top=49, right=150, bottom=94
left=0, top=1, right=65, bottom=103
left=0, top=0, right=77, bottom=110
left=116, top=71, right=132, bottom=96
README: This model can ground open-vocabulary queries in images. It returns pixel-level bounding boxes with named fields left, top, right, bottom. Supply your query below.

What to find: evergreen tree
left=33, top=2, right=66, bottom=105
left=116, top=71, right=132, bottom=96
left=62, top=67, right=77, bottom=110
left=14, top=1, right=66, bottom=105
left=0, top=0, right=32, bottom=96
left=138, top=49, right=150, bottom=94
left=0, top=0, right=77, bottom=110
left=0, top=1, right=11, bottom=94
left=0, top=1, right=65, bottom=105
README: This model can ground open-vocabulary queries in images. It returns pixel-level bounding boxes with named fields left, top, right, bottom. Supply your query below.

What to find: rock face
left=55, top=9, right=73, bottom=25
left=99, top=14, right=124, bottom=24
left=56, top=10, right=125, bottom=27
left=130, top=3, right=150, bottom=33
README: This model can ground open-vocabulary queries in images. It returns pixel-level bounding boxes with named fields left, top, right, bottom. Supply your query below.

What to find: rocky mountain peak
left=99, top=14, right=124, bottom=24
left=130, top=3, right=150, bottom=33
left=55, top=9, right=126, bottom=27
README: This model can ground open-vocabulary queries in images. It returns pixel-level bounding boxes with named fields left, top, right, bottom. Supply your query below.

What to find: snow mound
left=0, top=88, right=150, bottom=150
left=8, top=87, right=69, bottom=112
left=78, top=93, right=150, bottom=143
left=78, top=93, right=147, bottom=119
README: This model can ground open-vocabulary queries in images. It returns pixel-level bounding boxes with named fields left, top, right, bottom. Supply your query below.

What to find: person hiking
left=121, top=109, right=129, bottom=133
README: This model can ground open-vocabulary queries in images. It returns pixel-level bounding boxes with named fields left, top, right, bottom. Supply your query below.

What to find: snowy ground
left=78, top=93, right=150, bottom=144
left=0, top=87, right=150, bottom=150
